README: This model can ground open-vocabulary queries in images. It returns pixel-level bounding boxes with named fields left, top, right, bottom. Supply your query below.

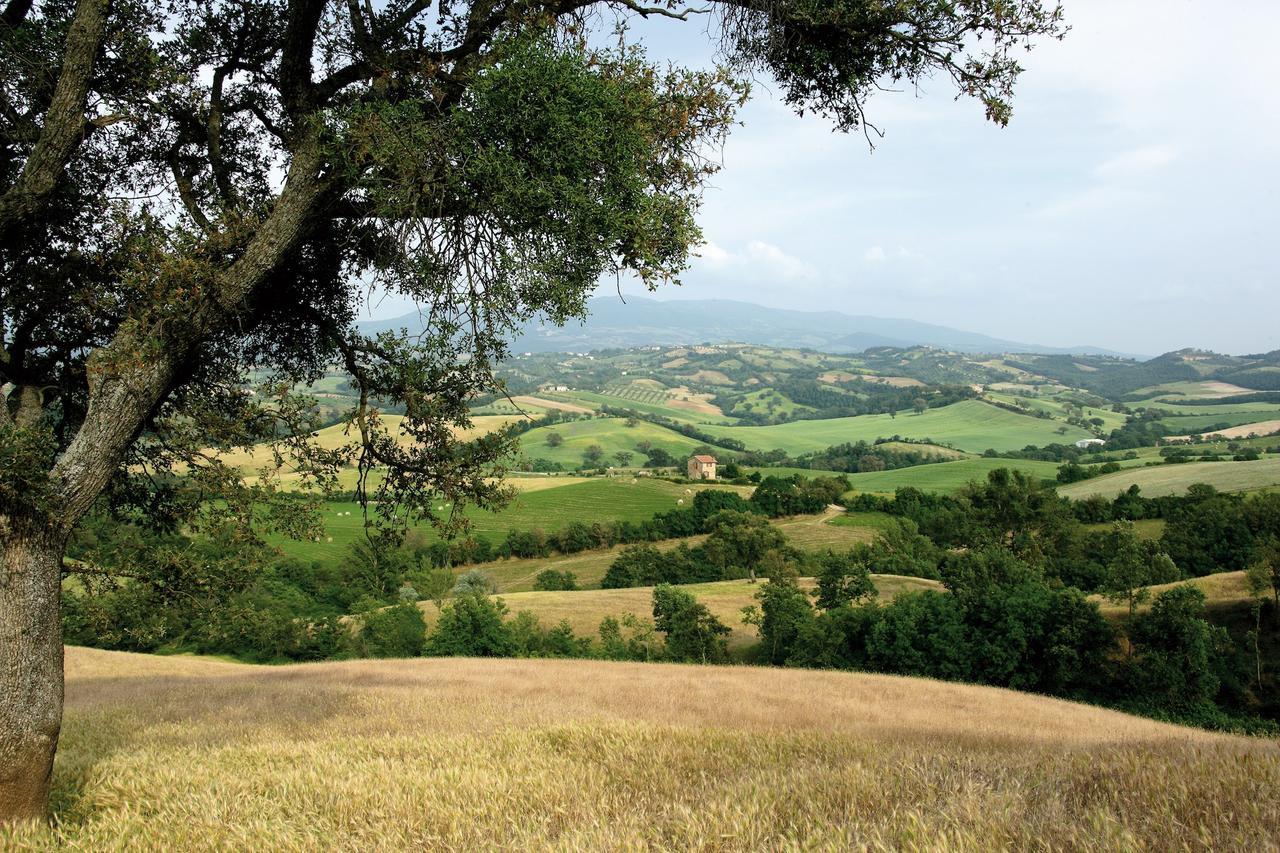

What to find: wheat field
left=3, top=648, right=1277, bottom=850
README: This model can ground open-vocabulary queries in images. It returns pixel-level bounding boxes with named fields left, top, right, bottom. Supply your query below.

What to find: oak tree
left=0, top=0, right=1063, bottom=819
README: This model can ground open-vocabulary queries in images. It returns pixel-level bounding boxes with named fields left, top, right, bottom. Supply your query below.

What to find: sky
left=369, top=1, right=1280, bottom=357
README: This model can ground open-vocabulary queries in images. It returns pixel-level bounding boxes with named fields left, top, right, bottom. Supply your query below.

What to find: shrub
left=426, top=593, right=513, bottom=657
left=534, top=569, right=578, bottom=591
left=652, top=584, right=730, bottom=663
left=357, top=603, right=427, bottom=658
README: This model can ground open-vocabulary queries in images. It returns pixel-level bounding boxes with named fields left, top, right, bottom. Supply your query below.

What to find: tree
left=912, top=397, right=927, bottom=415
left=425, top=591, right=512, bottom=657
left=533, top=569, right=577, bottom=592
left=356, top=603, right=427, bottom=658
left=1245, top=536, right=1280, bottom=608
left=583, top=444, right=605, bottom=465
left=652, top=583, right=729, bottom=664
left=0, top=0, right=1065, bottom=819
left=545, top=431, right=564, bottom=448
left=814, top=549, right=877, bottom=610
left=613, top=450, right=634, bottom=468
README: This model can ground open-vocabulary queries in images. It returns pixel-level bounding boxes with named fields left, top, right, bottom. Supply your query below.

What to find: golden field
left=3, top=647, right=1278, bottom=850
left=457, top=575, right=940, bottom=651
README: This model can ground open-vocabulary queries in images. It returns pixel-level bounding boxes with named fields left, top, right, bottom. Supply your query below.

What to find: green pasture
left=839, top=458, right=1064, bottom=495
left=265, top=477, right=707, bottom=566
left=516, top=417, right=713, bottom=468
left=1152, top=411, right=1280, bottom=434
left=729, top=388, right=816, bottom=419
left=553, top=389, right=737, bottom=425
left=712, top=400, right=1094, bottom=455
left=983, top=392, right=1128, bottom=432
left=1056, top=457, right=1280, bottom=500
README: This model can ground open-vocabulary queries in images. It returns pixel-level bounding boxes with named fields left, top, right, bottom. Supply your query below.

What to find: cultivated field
left=7, top=647, right=1276, bottom=850
left=266, top=477, right=744, bottom=565
left=1167, top=418, right=1280, bottom=442
left=712, top=399, right=1094, bottom=454
left=839, top=457, right=1064, bottom=494
left=515, top=417, right=710, bottom=467
left=1056, top=457, right=1280, bottom=500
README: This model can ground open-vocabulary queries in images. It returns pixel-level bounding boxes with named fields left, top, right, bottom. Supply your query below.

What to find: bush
left=426, top=593, right=513, bottom=657
left=533, top=569, right=578, bottom=591
left=652, top=584, right=730, bottom=663
left=357, top=603, right=427, bottom=658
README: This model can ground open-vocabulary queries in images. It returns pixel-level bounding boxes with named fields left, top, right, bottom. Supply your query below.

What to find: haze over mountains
left=364, top=296, right=1143, bottom=358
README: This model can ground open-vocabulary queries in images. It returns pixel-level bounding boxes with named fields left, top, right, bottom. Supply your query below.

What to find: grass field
left=983, top=391, right=1129, bottom=432
left=1056, top=457, right=1280, bottom=500
left=447, top=575, right=941, bottom=652
left=546, top=389, right=737, bottom=425
left=711, top=400, right=1094, bottom=454
left=9, top=647, right=1276, bottom=849
left=1168, top=418, right=1280, bottom=441
left=213, top=414, right=526, bottom=473
left=838, top=457, right=1064, bottom=494
left=1092, top=571, right=1255, bottom=618
left=452, top=510, right=892, bottom=592
left=516, top=416, right=713, bottom=468
left=266, top=477, right=741, bottom=565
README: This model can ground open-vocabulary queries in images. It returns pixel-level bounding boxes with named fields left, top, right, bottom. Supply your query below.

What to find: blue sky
left=371, top=2, right=1280, bottom=356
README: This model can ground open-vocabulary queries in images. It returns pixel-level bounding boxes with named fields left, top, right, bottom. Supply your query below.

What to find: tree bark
left=0, top=524, right=65, bottom=822
left=0, top=0, right=111, bottom=243
left=0, top=134, right=332, bottom=823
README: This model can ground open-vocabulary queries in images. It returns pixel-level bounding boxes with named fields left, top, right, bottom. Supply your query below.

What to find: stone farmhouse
left=687, top=454, right=717, bottom=480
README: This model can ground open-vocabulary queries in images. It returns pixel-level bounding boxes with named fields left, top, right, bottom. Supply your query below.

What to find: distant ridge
left=362, top=296, right=1144, bottom=358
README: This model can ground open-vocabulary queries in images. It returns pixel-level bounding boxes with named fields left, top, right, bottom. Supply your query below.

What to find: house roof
left=691, top=455, right=717, bottom=463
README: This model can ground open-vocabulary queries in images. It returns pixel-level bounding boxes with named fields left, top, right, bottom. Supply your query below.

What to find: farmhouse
left=1075, top=438, right=1106, bottom=449
left=687, top=454, right=717, bottom=480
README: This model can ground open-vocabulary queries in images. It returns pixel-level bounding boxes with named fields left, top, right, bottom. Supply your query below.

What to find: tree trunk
left=0, top=525, right=65, bottom=822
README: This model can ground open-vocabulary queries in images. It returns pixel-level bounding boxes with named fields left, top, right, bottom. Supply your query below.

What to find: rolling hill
left=1056, top=457, right=1280, bottom=499
left=363, top=296, right=1136, bottom=356
left=11, top=647, right=1274, bottom=849
left=712, top=399, right=1094, bottom=454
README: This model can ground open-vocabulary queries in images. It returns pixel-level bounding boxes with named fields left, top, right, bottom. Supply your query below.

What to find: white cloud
left=695, top=241, right=732, bottom=268
left=744, top=240, right=817, bottom=280
left=864, top=245, right=887, bottom=263
left=691, top=239, right=817, bottom=282
left=1094, top=145, right=1177, bottom=178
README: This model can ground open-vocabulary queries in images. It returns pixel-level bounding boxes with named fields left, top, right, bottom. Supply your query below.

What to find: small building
left=687, top=454, right=717, bottom=480
left=1075, top=438, right=1106, bottom=449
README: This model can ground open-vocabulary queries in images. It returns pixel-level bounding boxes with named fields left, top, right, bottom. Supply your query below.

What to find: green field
left=711, top=400, right=1094, bottom=454
left=451, top=510, right=892, bottom=592
left=836, top=457, right=1063, bottom=494
left=983, top=391, right=1129, bottom=432
left=1056, top=457, right=1280, bottom=499
left=266, top=477, right=723, bottom=565
left=516, top=417, right=712, bottom=468
left=548, top=389, right=737, bottom=425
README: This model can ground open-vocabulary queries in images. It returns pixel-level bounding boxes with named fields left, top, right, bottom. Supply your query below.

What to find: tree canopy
left=0, top=0, right=1064, bottom=821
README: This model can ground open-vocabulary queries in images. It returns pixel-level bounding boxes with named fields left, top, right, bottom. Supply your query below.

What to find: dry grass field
left=439, top=575, right=940, bottom=651
left=3, top=648, right=1277, bottom=850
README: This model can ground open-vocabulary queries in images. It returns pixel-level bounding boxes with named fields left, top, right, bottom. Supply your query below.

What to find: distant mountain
left=361, top=296, right=1142, bottom=358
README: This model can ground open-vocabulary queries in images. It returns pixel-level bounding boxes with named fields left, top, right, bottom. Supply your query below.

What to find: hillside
left=1056, top=457, right=1280, bottom=499
left=7, top=647, right=1274, bottom=849
left=363, top=296, right=1136, bottom=356
left=424, top=574, right=942, bottom=651
left=712, top=399, right=1093, bottom=454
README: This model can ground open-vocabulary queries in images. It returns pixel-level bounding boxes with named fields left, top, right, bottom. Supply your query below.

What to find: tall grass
left=4, top=648, right=1277, bottom=850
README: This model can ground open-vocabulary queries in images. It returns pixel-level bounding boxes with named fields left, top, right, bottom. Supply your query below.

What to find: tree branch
left=0, top=0, right=110, bottom=243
